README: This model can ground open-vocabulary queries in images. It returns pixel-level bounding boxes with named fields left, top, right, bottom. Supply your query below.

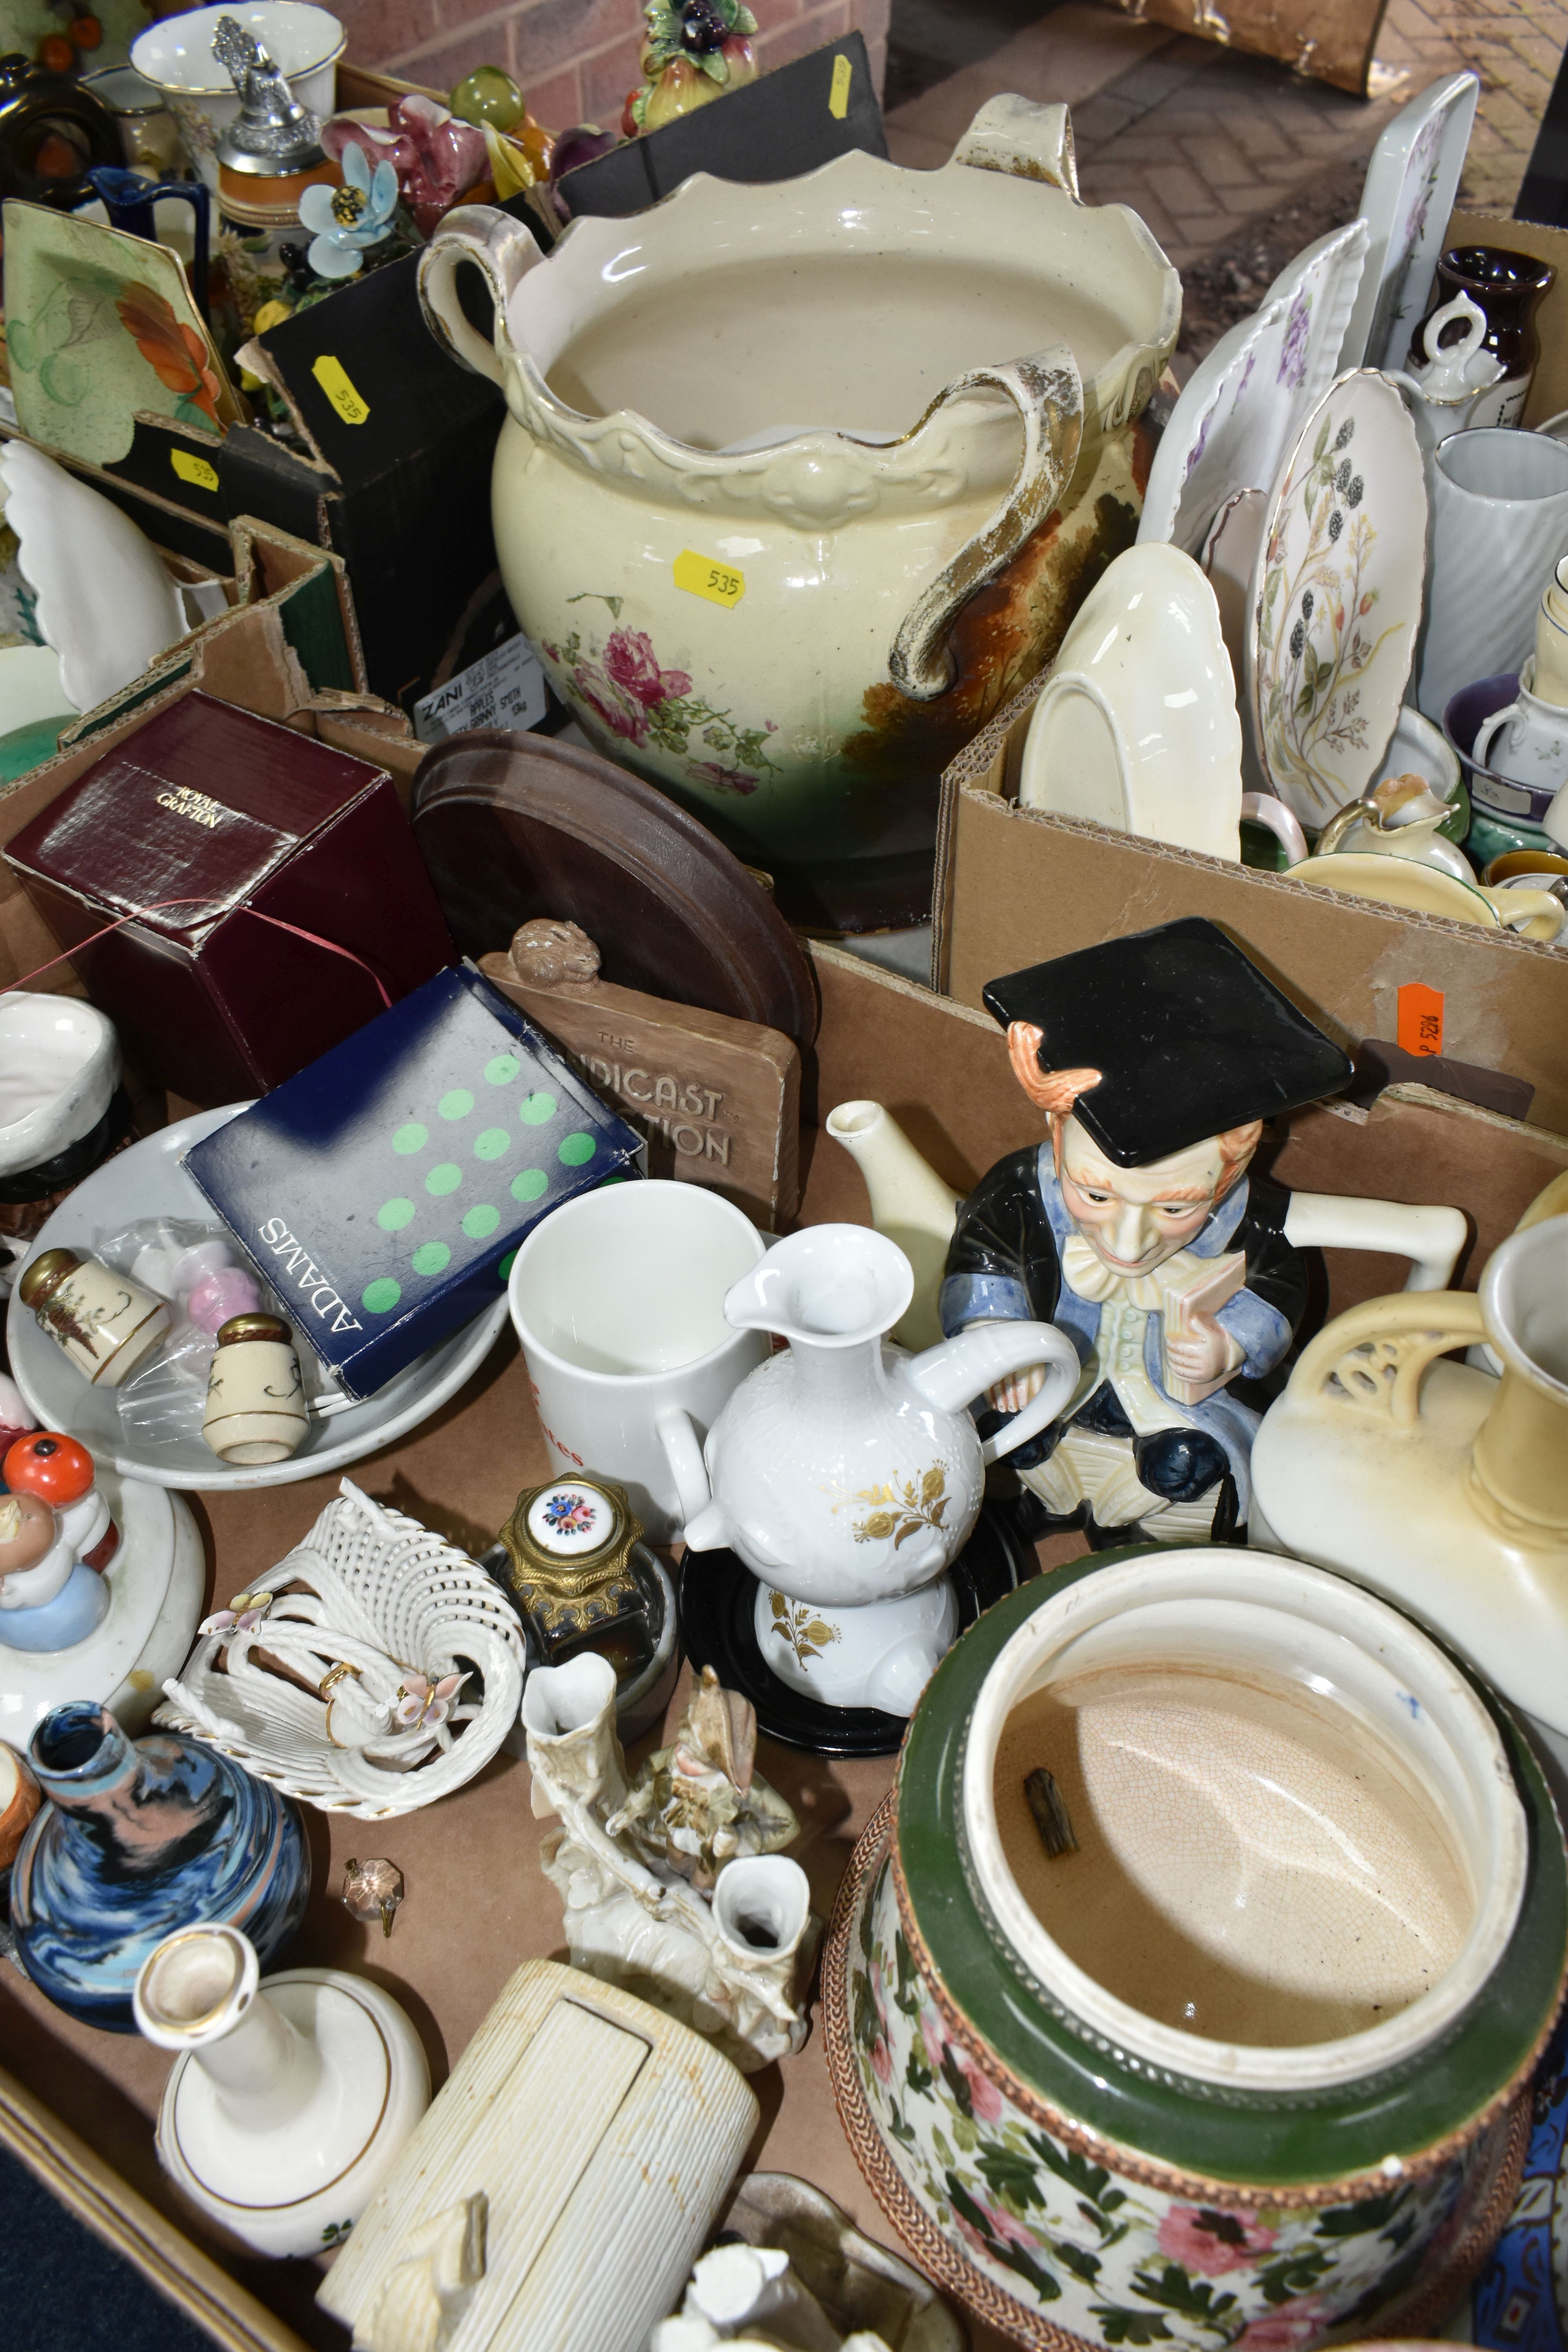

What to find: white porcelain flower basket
left=156, top=1480, right=525, bottom=1817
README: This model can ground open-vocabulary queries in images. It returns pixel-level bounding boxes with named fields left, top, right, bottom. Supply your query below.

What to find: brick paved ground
left=885, top=0, right=1568, bottom=319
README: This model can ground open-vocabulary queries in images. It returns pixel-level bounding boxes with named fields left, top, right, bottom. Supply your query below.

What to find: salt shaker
left=17, top=1247, right=171, bottom=1386
left=202, top=1313, right=309, bottom=1465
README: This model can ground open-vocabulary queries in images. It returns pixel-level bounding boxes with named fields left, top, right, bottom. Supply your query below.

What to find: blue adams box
left=184, top=965, right=645, bottom=1399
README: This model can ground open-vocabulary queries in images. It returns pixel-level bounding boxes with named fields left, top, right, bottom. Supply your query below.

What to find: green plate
left=896, top=1549, right=1568, bottom=2189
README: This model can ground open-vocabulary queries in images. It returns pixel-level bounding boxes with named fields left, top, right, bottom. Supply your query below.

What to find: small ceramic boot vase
left=134, top=1923, right=430, bottom=2258
left=524, top=1653, right=816, bottom=2072
left=1250, top=1210, right=1568, bottom=1782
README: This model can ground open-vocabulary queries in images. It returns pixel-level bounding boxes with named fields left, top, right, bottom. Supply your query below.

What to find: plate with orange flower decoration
left=3, top=198, right=243, bottom=466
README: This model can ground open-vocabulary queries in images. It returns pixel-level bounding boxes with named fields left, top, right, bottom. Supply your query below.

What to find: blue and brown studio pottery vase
left=824, top=1548, right=1568, bottom=2352
left=11, top=1700, right=310, bottom=2031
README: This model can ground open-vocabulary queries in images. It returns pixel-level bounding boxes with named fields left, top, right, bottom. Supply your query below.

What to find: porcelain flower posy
left=300, top=142, right=397, bottom=281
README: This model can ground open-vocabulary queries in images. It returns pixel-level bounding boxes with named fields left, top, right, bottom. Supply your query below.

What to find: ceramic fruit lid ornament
left=626, top=0, right=757, bottom=136
left=1247, top=367, right=1428, bottom=829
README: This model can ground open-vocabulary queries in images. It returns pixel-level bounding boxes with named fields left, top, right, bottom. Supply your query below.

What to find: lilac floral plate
left=1138, top=220, right=1368, bottom=556
left=1246, top=368, right=1428, bottom=829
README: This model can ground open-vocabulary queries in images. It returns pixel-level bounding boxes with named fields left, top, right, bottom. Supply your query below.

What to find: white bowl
left=0, top=994, right=119, bottom=1178
left=8, top=1105, right=509, bottom=1490
left=131, top=4, right=344, bottom=188
left=961, top=1546, right=1526, bottom=2093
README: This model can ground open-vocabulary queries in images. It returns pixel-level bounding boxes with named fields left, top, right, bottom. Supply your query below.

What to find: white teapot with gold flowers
left=657, top=1225, right=1076, bottom=1716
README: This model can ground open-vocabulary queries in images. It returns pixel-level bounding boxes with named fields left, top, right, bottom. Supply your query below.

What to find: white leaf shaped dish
left=0, top=440, right=185, bottom=713
left=1139, top=220, right=1369, bottom=557
left=156, top=1479, right=526, bottom=1817
left=1018, top=541, right=1250, bottom=858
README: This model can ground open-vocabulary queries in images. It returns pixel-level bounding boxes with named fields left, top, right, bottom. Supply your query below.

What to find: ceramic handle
left=952, top=95, right=1078, bottom=198
left=417, top=203, right=542, bottom=391
left=1281, top=1193, right=1467, bottom=1292
left=1474, top=697, right=1523, bottom=769
left=654, top=1406, right=714, bottom=1534
left=888, top=349, right=1084, bottom=704
left=1421, top=290, right=1488, bottom=370
left=1287, top=1289, right=1486, bottom=1428
left=1479, top=884, right=1567, bottom=940
left=1240, top=792, right=1309, bottom=864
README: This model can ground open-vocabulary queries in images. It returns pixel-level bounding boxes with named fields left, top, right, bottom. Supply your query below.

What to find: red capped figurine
left=4, top=1433, right=118, bottom=1570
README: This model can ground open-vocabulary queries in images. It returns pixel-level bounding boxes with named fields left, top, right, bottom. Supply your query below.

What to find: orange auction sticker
left=1397, top=982, right=1444, bottom=1057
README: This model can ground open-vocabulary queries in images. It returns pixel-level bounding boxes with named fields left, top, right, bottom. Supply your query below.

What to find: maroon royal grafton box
left=4, top=691, right=456, bottom=1105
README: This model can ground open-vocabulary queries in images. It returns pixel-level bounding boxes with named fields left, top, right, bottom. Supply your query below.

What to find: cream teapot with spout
left=657, top=1225, right=1078, bottom=1716
left=416, top=95, right=1178, bottom=931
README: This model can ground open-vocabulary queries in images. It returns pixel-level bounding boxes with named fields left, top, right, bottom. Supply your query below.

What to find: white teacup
left=508, top=1180, right=769, bottom=1540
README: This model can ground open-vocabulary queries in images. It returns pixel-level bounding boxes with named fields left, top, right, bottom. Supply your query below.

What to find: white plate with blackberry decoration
left=1246, top=367, right=1428, bottom=829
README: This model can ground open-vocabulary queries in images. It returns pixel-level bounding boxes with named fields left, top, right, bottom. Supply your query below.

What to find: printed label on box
left=1397, top=982, right=1445, bottom=1058
left=414, top=637, right=548, bottom=744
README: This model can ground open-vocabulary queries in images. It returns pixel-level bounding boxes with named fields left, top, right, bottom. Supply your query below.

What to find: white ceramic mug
left=508, top=1181, right=769, bottom=1540
left=1419, top=429, right=1568, bottom=721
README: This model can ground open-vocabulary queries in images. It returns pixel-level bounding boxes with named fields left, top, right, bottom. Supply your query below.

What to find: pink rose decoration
left=920, top=2007, right=945, bottom=2069
left=953, top=2047, right=1004, bottom=2124
left=322, top=96, right=488, bottom=237
left=188, top=1267, right=261, bottom=1333
left=871, top=2034, right=891, bottom=2083
left=603, top=628, right=691, bottom=708
left=1156, top=2205, right=1278, bottom=2277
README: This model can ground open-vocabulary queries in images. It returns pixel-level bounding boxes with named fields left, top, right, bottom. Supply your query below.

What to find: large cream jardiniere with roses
left=417, top=96, right=1178, bottom=929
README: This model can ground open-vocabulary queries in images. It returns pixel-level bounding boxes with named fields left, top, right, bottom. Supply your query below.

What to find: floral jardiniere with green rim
left=824, top=1548, right=1568, bottom=2350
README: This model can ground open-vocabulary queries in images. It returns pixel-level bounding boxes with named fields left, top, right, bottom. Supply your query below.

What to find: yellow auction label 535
left=673, top=550, right=745, bottom=608
left=312, top=355, right=370, bottom=425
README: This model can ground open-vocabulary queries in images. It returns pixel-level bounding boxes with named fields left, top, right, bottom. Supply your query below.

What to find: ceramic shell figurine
left=612, top=1663, right=797, bottom=1889
left=524, top=1653, right=815, bottom=2072
left=18, top=1245, right=171, bottom=1385
left=202, top=1311, right=308, bottom=1465
left=943, top=920, right=1352, bottom=1549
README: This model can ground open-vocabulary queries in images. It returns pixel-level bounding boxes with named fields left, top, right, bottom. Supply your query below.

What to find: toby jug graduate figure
left=941, top=920, right=1353, bottom=1548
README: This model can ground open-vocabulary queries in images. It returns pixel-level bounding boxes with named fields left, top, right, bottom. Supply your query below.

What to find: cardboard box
left=931, top=673, right=1568, bottom=1134
left=557, top=33, right=887, bottom=220
left=0, top=938, right=1562, bottom=2352
left=6, top=690, right=456, bottom=1107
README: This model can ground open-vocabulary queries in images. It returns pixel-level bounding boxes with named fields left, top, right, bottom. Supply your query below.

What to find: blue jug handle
left=85, top=167, right=210, bottom=322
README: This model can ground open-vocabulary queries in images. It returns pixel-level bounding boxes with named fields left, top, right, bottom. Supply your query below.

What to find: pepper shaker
left=17, top=1248, right=171, bottom=1386
left=203, top=1313, right=309, bottom=1466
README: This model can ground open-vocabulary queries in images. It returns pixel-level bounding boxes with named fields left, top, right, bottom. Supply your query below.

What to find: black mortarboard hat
left=982, top=918, right=1352, bottom=1167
